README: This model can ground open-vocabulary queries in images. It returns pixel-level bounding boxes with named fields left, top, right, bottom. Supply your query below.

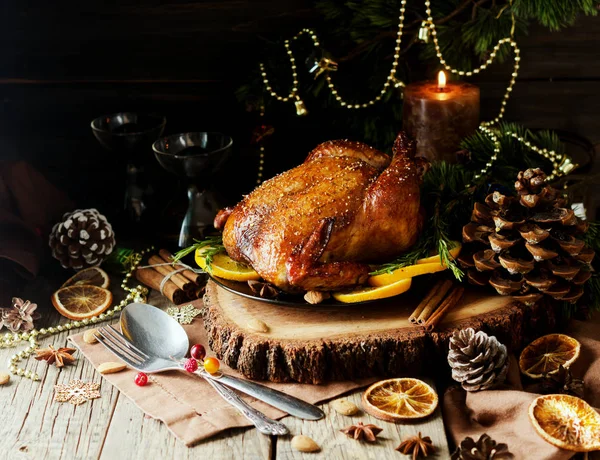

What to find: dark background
left=0, top=1, right=598, bottom=228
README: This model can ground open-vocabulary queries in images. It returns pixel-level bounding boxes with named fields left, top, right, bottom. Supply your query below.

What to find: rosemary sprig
left=437, top=232, right=464, bottom=281
left=172, top=235, right=225, bottom=274
left=369, top=238, right=431, bottom=275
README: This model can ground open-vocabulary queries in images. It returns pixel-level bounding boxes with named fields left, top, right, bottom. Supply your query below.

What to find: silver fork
left=95, top=325, right=289, bottom=436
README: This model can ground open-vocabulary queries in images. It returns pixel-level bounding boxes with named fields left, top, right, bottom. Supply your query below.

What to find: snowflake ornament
left=0, top=298, right=39, bottom=332
left=54, top=380, right=101, bottom=406
left=166, top=304, right=202, bottom=325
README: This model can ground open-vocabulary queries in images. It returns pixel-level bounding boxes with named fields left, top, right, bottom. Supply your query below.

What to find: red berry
left=190, top=344, right=206, bottom=361
left=184, top=358, right=199, bottom=373
left=134, top=372, right=148, bottom=386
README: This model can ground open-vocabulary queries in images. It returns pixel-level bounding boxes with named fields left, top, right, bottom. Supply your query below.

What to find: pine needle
left=172, top=236, right=225, bottom=274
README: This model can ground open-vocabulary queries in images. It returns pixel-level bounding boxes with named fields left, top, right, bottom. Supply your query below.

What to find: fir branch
left=512, top=0, right=598, bottom=31
left=582, top=221, right=600, bottom=249
left=580, top=221, right=600, bottom=315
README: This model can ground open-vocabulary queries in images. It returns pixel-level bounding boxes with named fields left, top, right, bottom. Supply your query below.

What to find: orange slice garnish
left=519, top=334, right=581, bottom=379
left=332, top=278, right=412, bottom=303
left=195, top=249, right=260, bottom=282
left=361, top=378, right=438, bottom=422
left=368, top=243, right=461, bottom=287
left=529, top=394, right=600, bottom=452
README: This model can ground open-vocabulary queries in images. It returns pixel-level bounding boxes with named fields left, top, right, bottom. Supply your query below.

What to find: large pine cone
left=49, top=209, right=115, bottom=270
left=451, top=433, right=513, bottom=460
left=448, top=328, right=508, bottom=392
left=460, top=168, right=593, bottom=304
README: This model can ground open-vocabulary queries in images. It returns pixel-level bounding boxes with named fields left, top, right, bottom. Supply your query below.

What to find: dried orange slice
left=51, top=285, right=112, bottom=320
left=529, top=394, right=600, bottom=452
left=361, top=378, right=438, bottom=421
left=61, top=267, right=110, bottom=289
left=519, top=334, right=581, bottom=379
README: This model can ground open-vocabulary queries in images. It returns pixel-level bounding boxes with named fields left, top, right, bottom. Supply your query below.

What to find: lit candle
left=402, top=71, right=480, bottom=163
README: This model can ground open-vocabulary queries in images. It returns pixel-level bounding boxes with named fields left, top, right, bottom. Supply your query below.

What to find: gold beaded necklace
left=258, top=0, right=575, bottom=186
left=5, top=248, right=152, bottom=381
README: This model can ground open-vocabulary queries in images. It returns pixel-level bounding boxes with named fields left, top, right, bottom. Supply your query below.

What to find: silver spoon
left=117, top=303, right=324, bottom=420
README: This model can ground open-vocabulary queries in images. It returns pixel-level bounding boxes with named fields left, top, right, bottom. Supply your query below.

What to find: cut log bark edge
left=202, top=282, right=557, bottom=384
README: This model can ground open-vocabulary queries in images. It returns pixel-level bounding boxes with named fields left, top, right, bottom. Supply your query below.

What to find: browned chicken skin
left=216, top=132, right=425, bottom=292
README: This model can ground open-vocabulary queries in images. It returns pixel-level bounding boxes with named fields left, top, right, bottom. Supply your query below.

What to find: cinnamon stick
left=159, top=249, right=203, bottom=285
left=134, top=267, right=188, bottom=304
left=148, top=255, right=195, bottom=292
left=409, top=280, right=444, bottom=323
left=416, top=280, right=453, bottom=324
left=424, top=286, right=464, bottom=332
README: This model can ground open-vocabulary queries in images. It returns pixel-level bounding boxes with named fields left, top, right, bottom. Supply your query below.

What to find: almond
left=83, top=328, right=99, bottom=344
left=304, top=291, right=330, bottom=305
left=0, top=373, right=10, bottom=385
left=98, top=362, right=126, bottom=374
left=291, top=435, right=320, bottom=453
left=247, top=318, right=269, bottom=333
left=331, top=399, right=359, bottom=416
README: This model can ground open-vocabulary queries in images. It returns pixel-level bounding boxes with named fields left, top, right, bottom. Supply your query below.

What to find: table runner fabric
left=69, top=299, right=376, bottom=446
left=443, top=315, right=600, bottom=460
left=71, top=296, right=600, bottom=455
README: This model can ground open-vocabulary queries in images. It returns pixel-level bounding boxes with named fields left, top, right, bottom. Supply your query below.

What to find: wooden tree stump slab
left=202, top=281, right=557, bottom=384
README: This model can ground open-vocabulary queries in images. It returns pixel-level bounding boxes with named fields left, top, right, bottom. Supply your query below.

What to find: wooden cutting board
left=202, top=280, right=557, bottom=384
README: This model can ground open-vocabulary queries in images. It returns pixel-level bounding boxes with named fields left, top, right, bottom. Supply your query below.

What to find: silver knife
left=198, top=370, right=325, bottom=420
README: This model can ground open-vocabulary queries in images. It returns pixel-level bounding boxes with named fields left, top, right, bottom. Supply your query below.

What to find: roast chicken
left=215, top=132, right=426, bottom=292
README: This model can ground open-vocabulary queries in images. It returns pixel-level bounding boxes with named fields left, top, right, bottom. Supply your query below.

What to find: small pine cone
left=451, top=433, right=513, bottom=459
left=515, top=168, right=546, bottom=195
left=448, top=328, right=508, bottom=392
left=49, top=208, right=115, bottom=270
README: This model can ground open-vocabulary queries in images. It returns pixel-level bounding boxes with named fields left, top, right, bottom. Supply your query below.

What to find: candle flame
left=437, top=70, right=446, bottom=90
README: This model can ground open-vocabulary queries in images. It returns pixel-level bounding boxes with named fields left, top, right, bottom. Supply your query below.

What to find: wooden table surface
left=0, top=280, right=450, bottom=460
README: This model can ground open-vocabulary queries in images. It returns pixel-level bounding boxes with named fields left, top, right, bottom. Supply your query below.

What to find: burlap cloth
left=69, top=298, right=376, bottom=446
left=71, top=300, right=600, bottom=457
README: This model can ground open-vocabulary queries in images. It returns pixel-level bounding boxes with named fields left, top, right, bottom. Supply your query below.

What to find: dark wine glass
left=90, top=112, right=166, bottom=224
left=152, top=132, right=233, bottom=247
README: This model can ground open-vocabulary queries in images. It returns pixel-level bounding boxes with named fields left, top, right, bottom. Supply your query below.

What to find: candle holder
left=91, top=112, right=166, bottom=225
left=152, top=132, right=233, bottom=247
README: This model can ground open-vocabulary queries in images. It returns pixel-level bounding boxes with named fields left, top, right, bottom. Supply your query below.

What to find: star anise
left=396, top=432, right=436, bottom=459
left=540, top=365, right=584, bottom=398
left=247, top=280, right=279, bottom=299
left=35, top=345, right=77, bottom=368
left=340, top=421, right=383, bottom=442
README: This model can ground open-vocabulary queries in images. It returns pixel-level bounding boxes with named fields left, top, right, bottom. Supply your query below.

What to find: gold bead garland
left=5, top=247, right=153, bottom=381
left=257, top=105, right=266, bottom=185
left=258, top=0, right=575, bottom=187
left=324, top=0, right=407, bottom=109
